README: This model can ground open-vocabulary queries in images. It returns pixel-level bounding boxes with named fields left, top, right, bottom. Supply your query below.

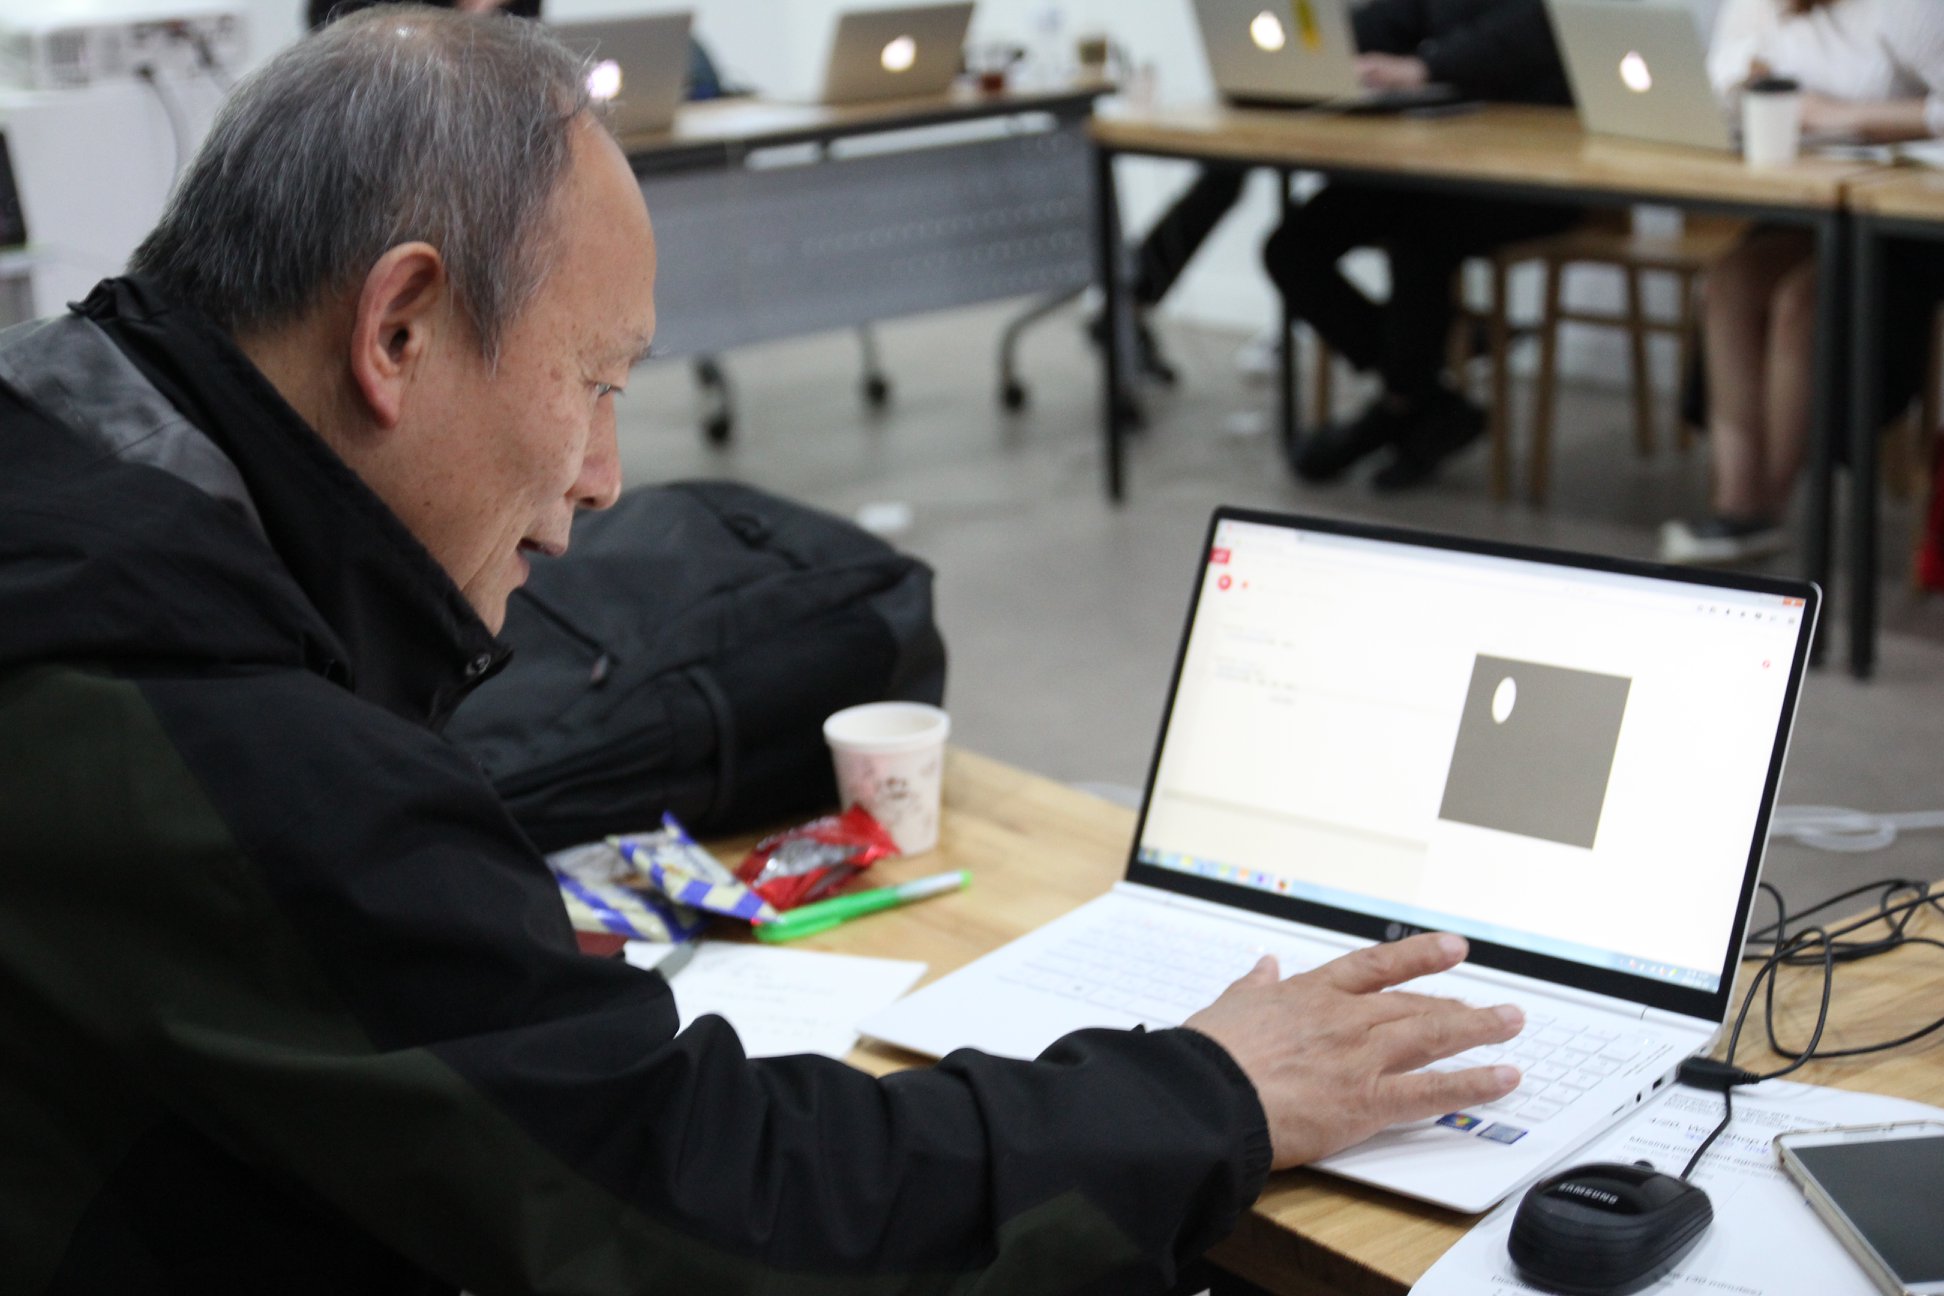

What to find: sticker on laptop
left=1478, top=1123, right=1529, bottom=1145
left=1437, top=1113, right=1484, bottom=1132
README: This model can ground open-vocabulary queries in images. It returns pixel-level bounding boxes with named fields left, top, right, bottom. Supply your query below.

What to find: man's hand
left=1183, top=933, right=1522, bottom=1169
left=1355, top=54, right=1430, bottom=91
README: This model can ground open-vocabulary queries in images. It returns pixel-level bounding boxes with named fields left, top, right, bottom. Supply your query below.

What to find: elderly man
left=0, top=11, right=1521, bottom=1293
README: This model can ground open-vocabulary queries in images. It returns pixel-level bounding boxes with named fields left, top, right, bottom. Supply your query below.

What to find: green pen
left=755, top=870, right=970, bottom=943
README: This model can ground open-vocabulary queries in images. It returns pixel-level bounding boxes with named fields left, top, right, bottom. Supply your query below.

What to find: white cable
left=1769, top=805, right=1944, bottom=854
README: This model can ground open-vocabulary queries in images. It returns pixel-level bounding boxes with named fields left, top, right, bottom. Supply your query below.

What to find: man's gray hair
left=129, top=7, right=592, bottom=364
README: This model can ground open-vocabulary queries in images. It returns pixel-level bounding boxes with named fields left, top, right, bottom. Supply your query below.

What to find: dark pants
left=1134, top=165, right=1252, bottom=308
left=1264, top=183, right=1578, bottom=401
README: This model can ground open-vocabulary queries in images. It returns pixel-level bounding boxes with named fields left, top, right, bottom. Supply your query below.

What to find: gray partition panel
left=642, top=120, right=1093, bottom=358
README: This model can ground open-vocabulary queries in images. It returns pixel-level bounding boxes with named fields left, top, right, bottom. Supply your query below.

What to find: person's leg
left=1660, top=229, right=1812, bottom=563
left=1368, top=198, right=1578, bottom=491
left=1133, top=164, right=1250, bottom=308
left=1262, top=182, right=1388, bottom=374
left=1104, top=164, right=1250, bottom=387
left=1262, top=183, right=1412, bottom=480
left=1378, top=198, right=1577, bottom=400
left=1757, top=256, right=1819, bottom=519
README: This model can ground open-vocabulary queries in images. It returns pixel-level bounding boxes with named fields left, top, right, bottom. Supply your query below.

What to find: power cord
left=1769, top=806, right=1944, bottom=854
left=134, top=64, right=188, bottom=180
left=1674, top=880, right=1944, bottom=1181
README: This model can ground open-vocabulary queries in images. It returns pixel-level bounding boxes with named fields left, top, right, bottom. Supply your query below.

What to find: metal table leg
left=1094, top=143, right=1127, bottom=503
left=1848, top=217, right=1885, bottom=679
left=1806, top=210, right=1849, bottom=667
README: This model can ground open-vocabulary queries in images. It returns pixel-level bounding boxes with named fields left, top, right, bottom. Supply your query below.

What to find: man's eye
left=593, top=382, right=620, bottom=400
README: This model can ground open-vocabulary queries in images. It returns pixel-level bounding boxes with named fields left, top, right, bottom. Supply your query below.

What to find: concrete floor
left=615, top=300, right=1944, bottom=911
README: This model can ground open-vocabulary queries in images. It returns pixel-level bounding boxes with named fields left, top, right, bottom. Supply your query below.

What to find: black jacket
left=1354, top=0, right=1575, bottom=105
left=0, top=278, right=1271, bottom=1294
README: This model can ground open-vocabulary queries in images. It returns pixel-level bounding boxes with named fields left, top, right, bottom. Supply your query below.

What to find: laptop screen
left=1129, top=510, right=1817, bottom=1018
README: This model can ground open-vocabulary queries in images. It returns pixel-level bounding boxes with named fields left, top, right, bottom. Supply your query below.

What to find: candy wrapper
left=546, top=839, right=706, bottom=944
left=735, top=805, right=901, bottom=911
left=614, top=814, right=778, bottom=925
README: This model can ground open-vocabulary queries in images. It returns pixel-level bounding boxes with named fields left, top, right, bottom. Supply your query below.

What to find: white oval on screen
left=1492, top=676, right=1517, bottom=724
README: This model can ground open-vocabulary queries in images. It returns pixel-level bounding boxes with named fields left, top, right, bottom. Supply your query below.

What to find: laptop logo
left=881, top=35, right=917, bottom=73
left=1249, top=9, right=1287, bottom=52
left=586, top=58, right=622, bottom=103
left=1619, top=51, right=1653, bottom=94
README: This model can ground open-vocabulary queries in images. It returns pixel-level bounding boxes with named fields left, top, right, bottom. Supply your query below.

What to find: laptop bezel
left=1124, top=506, right=1819, bottom=1025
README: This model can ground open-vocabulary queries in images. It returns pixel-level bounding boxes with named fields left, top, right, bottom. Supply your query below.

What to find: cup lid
left=1747, top=75, right=1800, bottom=94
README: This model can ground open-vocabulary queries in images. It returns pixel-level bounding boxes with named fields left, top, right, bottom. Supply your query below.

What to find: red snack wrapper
left=735, top=806, right=901, bottom=911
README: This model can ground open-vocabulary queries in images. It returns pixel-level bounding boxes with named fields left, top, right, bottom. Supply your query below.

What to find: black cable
left=134, top=65, right=188, bottom=180
left=1679, top=1084, right=1735, bottom=1180
left=1673, top=878, right=1944, bottom=1182
left=187, top=32, right=234, bottom=92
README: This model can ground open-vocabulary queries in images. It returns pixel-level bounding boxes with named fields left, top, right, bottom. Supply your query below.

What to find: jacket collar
left=75, top=276, right=508, bottom=730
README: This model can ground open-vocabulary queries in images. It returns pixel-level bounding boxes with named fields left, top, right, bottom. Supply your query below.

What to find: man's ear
left=347, top=242, right=450, bottom=431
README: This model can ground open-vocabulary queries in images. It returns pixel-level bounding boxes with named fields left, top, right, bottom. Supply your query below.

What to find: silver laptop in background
left=862, top=508, right=1818, bottom=1213
left=1549, top=0, right=1734, bottom=151
left=819, top=3, right=974, bottom=106
left=551, top=11, right=694, bottom=138
left=1193, top=0, right=1360, bottom=103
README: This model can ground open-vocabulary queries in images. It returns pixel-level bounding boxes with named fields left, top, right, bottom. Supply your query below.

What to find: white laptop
left=862, top=508, right=1819, bottom=1213
left=1190, top=0, right=1459, bottom=111
left=1548, top=0, right=1736, bottom=151
left=818, top=3, right=974, bottom=106
left=552, top=11, right=694, bottom=138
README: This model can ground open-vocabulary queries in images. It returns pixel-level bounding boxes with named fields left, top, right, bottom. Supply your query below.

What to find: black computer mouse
left=1507, top=1161, right=1713, bottom=1296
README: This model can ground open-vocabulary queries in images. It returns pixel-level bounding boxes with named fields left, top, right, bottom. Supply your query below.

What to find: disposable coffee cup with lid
left=1743, top=75, right=1802, bottom=168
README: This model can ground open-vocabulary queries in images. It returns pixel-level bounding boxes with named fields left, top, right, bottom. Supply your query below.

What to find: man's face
left=397, top=118, right=655, bottom=632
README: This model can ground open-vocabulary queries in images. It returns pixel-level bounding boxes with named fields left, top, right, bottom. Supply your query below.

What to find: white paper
left=1411, top=1080, right=1944, bottom=1295
left=626, top=941, right=926, bottom=1060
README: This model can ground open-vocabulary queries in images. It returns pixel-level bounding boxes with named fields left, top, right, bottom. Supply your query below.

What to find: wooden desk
left=620, top=87, right=1104, bottom=362
left=749, top=748, right=1944, bottom=1295
left=1088, top=104, right=1882, bottom=639
left=1842, top=169, right=1944, bottom=680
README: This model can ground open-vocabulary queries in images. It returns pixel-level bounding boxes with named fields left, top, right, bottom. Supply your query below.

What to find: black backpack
left=448, top=481, right=946, bottom=852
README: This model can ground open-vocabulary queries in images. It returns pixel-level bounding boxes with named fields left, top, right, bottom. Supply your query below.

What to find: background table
left=1089, top=104, right=1880, bottom=650
left=718, top=749, right=1944, bottom=1296
left=624, top=87, right=1103, bottom=362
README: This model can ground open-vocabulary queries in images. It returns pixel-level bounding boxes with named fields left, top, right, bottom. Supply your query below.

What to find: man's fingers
left=1371, top=1002, right=1524, bottom=1072
left=1316, top=933, right=1468, bottom=995
left=1229, top=954, right=1280, bottom=991
left=1380, top=1063, right=1523, bottom=1126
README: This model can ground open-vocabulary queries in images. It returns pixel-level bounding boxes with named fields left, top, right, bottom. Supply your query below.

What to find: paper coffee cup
left=823, top=702, right=950, bottom=855
left=1742, top=76, right=1802, bottom=168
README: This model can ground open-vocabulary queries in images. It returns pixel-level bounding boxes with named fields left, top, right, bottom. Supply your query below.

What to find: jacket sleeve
left=123, top=671, right=1273, bottom=1294
left=1351, top=0, right=1433, bottom=57
left=1413, top=0, right=1571, bottom=104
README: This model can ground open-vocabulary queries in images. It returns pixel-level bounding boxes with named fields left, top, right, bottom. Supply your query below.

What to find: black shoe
left=1290, top=399, right=1409, bottom=483
left=1371, top=391, right=1485, bottom=492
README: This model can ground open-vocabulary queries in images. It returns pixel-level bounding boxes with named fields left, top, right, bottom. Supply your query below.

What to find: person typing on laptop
left=0, top=12, right=1528, bottom=1294
left=1262, top=0, right=1586, bottom=491
left=1659, top=0, right=1944, bottom=564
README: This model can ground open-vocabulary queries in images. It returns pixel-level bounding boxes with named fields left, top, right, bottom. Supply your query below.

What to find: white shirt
left=1708, top=0, right=1944, bottom=135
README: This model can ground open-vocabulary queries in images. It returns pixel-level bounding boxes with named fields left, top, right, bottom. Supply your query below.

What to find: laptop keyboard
left=996, top=910, right=1665, bottom=1136
left=1429, top=1011, right=1654, bottom=1132
left=996, top=911, right=1295, bottom=1028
